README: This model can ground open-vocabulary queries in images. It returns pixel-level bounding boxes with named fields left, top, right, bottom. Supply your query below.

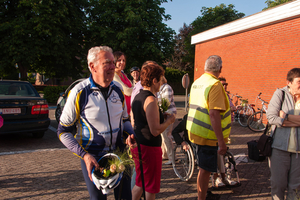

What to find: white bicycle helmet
left=92, top=153, right=123, bottom=194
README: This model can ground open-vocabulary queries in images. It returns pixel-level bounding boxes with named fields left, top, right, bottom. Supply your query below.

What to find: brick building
left=191, top=0, right=300, bottom=106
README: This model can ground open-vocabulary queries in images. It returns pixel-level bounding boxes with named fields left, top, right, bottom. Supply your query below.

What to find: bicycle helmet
left=92, top=153, right=123, bottom=194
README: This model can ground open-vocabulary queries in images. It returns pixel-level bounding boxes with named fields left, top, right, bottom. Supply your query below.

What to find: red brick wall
left=194, top=17, right=300, bottom=108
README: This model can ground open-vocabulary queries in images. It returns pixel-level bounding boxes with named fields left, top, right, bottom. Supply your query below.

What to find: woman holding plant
left=157, top=76, right=177, bottom=165
left=128, top=63, right=176, bottom=200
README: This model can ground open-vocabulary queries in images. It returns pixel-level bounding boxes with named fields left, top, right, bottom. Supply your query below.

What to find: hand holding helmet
left=83, top=153, right=99, bottom=181
left=92, top=153, right=124, bottom=194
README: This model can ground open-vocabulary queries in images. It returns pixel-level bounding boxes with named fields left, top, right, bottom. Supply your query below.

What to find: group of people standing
left=57, top=46, right=176, bottom=200
left=57, top=45, right=300, bottom=200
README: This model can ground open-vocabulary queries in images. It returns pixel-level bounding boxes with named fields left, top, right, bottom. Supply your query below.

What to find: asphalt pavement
left=0, top=95, right=272, bottom=200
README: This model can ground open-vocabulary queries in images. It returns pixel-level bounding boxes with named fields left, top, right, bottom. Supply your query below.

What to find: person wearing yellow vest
left=186, top=55, right=231, bottom=200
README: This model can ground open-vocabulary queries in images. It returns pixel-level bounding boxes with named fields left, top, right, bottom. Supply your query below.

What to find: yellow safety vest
left=186, top=73, right=231, bottom=141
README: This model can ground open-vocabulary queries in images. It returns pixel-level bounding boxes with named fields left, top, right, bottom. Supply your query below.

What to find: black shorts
left=195, top=145, right=218, bottom=172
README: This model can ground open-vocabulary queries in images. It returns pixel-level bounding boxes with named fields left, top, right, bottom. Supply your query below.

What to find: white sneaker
left=164, top=161, right=172, bottom=165
left=223, top=177, right=237, bottom=186
left=215, top=177, right=225, bottom=187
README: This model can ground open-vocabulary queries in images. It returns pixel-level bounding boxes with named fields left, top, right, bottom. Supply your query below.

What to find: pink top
left=118, top=72, right=132, bottom=115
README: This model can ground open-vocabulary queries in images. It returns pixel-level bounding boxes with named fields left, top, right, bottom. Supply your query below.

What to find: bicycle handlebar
left=230, top=94, right=242, bottom=99
left=257, top=92, right=268, bottom=104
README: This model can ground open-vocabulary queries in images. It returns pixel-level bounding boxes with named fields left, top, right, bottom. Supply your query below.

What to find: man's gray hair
left=87, top=46, right=113, bottom=71
left=204, top=55, right=222, bottom=72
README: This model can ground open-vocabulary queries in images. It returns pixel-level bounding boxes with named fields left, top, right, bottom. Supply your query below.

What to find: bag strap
left=265, top=90, right=285, bottom=135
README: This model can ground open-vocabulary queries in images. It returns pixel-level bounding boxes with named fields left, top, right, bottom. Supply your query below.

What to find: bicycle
left=247, top=92, right=268, bottom=132
left=229, top=93, right=242, bottom=122
left=171, top=120, right=240, bottom=186
left=172, top=141, right=195, bottom=181
left=228, top=93, right=255, bottom=126
left=172, top=141, right=240, bottom=185
left=237, top=99, right=256, bottom=127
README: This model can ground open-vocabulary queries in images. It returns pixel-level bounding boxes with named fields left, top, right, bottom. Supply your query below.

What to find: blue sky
left=162, top=0, right=267, bottom=34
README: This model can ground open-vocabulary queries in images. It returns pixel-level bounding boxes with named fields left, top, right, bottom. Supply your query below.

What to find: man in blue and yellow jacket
left=186, top=55, right=231, bottom=200
left=57, top=46, right=134, bottom=199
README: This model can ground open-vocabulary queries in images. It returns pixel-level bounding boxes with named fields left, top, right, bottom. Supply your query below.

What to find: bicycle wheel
left=238, top=107, right=255, bottom=127
left=247, top=111, right=267, bottom=132
left=172, top=143, right=194, bottom=181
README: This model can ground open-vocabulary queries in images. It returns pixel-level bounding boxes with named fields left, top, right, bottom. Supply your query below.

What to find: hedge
left=44, top=85, right=68, bottom=104
left=164, top=67, right=187, bottom=83
left=42, top=68, right=189, bottom=103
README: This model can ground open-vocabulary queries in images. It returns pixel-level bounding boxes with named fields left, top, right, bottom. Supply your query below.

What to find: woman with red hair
left=128, top=62, right=175, bottom=200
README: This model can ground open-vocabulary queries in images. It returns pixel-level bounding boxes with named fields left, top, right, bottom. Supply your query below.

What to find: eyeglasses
left=222, top=83, right=228, bottom=86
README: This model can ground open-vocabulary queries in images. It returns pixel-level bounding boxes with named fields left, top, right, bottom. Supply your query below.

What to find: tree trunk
left=18, top=63, right=28, bottom=80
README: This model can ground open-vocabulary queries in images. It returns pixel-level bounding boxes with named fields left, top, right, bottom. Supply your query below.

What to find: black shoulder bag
left=257, top=90, right=285, bottom=157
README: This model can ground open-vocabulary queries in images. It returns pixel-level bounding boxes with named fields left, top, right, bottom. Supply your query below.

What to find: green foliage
left=263, top=0, right=293, bottom=10
left=167, top=23, right=193, bottom=74
left=164, top=67, right=187, bottom=83
left=159, top=98, right=170, bottom=112
left=86, top=0, right=175, bottom=68
left=184, top=4, right=245, bottom=70
left=43, top=85, right=68, bottom=104
left=0, top=0, right=89, bottom=80
left=0, top=0, right=175, bottom=80
left=27, top=73, right=36, bottom=84
left=0, top=68, right=18, bottom=80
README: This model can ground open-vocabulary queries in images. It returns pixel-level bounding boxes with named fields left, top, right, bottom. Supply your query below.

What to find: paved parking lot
left=0, top=96, right=272, bottom=200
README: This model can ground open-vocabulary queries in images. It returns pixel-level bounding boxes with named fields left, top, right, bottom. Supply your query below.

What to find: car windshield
left=0, top=82, right=38, bottom=97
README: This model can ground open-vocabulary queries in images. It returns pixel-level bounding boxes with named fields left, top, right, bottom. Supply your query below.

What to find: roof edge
left=191, top=0, right=300, bottom=45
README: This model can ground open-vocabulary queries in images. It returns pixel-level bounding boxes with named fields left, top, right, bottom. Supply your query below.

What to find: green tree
left=86, top=0, right=175, bottom=70
left=264, top=0, right=293, bottom=10
left=0, top=0, right=88, bottom=80
left=184, top=4, right=245, bottom=70
left=167, top=23, right=193, bottom=72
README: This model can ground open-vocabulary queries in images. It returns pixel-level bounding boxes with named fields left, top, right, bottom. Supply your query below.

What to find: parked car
left=55, top=78, right=85, bottom=123
left=0, top=80, right=50, bottom=138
